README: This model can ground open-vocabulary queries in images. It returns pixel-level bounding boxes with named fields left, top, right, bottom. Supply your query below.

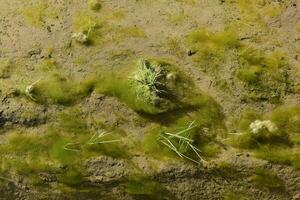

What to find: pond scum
left=0, top=0, right=300, bottom=199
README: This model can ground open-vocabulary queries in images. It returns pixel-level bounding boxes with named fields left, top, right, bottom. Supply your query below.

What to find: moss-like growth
left=142, top=117, right=222, bottom=164
left=237, top=65, right=262, bottom=85
left=58, top=109, right=88, bottom=135
left=186, top=29, right=239, bottom=70
left=0, top=119, right=130, bottom=187
left=29, top=74, right=92, bottom=105
left=250, top=168, right=284, bottom=190
left=94, top=59, right=191, bottom=114
left=164, top=37, right=185, bottom=57
left=92, top=58, right=224, bottom=124
left=125, top=175, right=169, bottom=200
left=267, top=105, right=300, bottom=134
left=237, top=47, right=290, bottom=103
left=254, top=146, right=300, bottom=169
left=223, top=191, right=248, bottom=200
left=167, top=10, right=186, bottom=24
left=57, top=167, right=85, bottom=186
left=88, top=0, right=102, bottom=11
left=228, top=105, right=300, bottom=169
left=73, top=13, right=105, bottom=45
left=119, top=26, right=146, bottom=38
left=22, top=2, right=57, bottom=27
left=0, top=59, right=12, bottom=78
left=36, top=58, right=58, bottom=71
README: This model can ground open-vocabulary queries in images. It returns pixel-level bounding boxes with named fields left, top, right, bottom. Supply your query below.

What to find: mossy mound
left=94, top=58, right=221, bottom=116
left=29, top=74, right=92, bottom=105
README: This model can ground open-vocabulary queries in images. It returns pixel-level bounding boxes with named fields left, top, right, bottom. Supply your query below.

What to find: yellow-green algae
left=228, top=105, right=300, bottom=169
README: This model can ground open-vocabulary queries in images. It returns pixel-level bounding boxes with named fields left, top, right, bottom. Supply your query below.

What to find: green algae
left=118, top=26, right=146, bottom=38
left=254, top=146, right=300, bottom=169
left=88, top=0, right=102, bottom=11
left=223, top=191, right=248, bottom=200
left=93, top=58, right=206, bottom=115
left=125, top=175, right=170, bottom=200
left=236, top=47, right=291, bottom=103
left=22, top=2, right=57, bottom=27
left=0, top=112, right=130, bottom=187
left=30, top=73, right=92, bottom=105
left=250, top=168, right=284, bottom=190
left=228, top=105, right=300, bottom=169
left=73, top=13, right=106, bottom=45
left=0, top=59, right=13, bottom=78
left=142, top=116, right=222, bottom=163
left=237, top=65, right=262, bottom=85
left=186, top=28, right=240, bottom=71
left=58, top=109, right=88, bottom=135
